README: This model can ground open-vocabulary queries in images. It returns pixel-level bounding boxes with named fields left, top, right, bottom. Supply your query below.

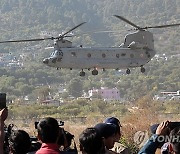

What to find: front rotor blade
left=143, top=23, right=180, bottom=29
left=114, top=15, right=142, bottom=30
left=0, top=37, right=54, bottom=43
left=58, top=22, right=86, bottom=39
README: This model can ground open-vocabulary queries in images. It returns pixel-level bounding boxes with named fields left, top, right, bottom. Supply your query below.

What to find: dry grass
left=6, top=110, right=177, bottom=142
left=5, top=99, right=179, bottom=153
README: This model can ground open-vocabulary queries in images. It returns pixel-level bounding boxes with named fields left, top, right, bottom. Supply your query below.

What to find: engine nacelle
left=128, top=41, right=148, bottom=49
left=55, top=39, right=72, bottom=48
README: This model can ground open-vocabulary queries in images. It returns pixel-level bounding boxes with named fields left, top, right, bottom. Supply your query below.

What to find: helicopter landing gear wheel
left=141, top=67, right=145, bottom=73
left=92, top=69, right=98, bottom=75
left=79, top=70, right=85, bottom=77
left=126, top=68, right=131, bottom=74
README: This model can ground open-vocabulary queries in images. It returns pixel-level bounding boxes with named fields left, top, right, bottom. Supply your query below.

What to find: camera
left=34, top=120, right=64, bottom=129
left=4, top=124, right=14, bottom=154
left=29, top=137, right=41, bottom=152
left=151, top=122, right=180, bottom=134
left=0, top=93, right=6, bottom=110
left=3, top=124, right=41, bottom=154
left=168, top=122, right=180, bottom=130
left=58, top=128, right=77, bottom=153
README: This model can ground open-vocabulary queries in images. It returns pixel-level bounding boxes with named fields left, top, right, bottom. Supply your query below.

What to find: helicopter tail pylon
left=114, top=15, right=180, bottom=51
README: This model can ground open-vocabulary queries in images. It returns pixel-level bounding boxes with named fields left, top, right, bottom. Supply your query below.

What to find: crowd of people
left=0, top=107, right=179, bottom=154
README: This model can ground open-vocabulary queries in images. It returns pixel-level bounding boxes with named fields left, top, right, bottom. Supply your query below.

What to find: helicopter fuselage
left=42, top=30, right=156, bottom=76
left=0, top=15, right=179, bottom=76
left=43, top=47, right=156, bottom=70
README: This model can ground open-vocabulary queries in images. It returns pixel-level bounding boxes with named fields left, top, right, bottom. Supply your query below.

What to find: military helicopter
left=0, top=15, right=180, bottom=76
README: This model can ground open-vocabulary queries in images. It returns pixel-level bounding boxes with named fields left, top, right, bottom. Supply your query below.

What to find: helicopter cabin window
left=71, top=52, right=76, bottom=57
left=116, top=54, right=120, bottom=58
left=56, top=51, right=63, bottom=56
left=102, top=53, right=106, bottom=58
left=87, top=53, right=91, bottom=58
left=121, top=53, right=126, bottom=56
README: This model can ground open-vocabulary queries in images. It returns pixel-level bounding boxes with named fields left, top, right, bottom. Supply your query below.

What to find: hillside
left=0, top=0, right=179, bottom=49
left=0, top=0, right=179, bottom=101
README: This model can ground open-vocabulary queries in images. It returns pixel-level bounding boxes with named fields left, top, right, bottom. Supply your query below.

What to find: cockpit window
left=50, top=51, right=55, bottom=57
left=54, top=50, right=59, bottom=55
left=51, top=50, right=62, bottom=57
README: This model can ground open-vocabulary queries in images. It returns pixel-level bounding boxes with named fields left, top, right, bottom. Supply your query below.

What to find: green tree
left=67, top=78, right=83, bottom=98
left=33, top=86, right=51, bottom=102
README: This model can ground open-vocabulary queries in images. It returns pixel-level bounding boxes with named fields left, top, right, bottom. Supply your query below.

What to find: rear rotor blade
left=0, top=37, right=54, bottom=43
left=114, top=15, right=180, bottom=31
left=114, top=15, right=142, bottom=30
left=143, top=23, right=180, bottom=29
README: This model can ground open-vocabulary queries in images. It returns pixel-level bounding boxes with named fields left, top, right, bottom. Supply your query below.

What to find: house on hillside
left=161, top=90, right=180, bottom=101
left=40, top=99, right=60, bottom=106
left=88, top=87, right=120, bottom=101
left=160, top=90, right=180, bottom=96
left=154, top=90, right=180, bottom=101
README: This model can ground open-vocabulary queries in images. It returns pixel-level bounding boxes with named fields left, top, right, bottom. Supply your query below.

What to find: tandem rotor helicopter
left=0, top=15, right=180, bottom=76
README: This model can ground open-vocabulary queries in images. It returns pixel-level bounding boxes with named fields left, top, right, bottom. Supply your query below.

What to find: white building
left=154, top=90, right=180, bottom=101
left=88, top=87, right=120, bottom=101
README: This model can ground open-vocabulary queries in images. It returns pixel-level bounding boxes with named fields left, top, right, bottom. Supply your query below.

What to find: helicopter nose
left=43, top=58, right=49, bottom=64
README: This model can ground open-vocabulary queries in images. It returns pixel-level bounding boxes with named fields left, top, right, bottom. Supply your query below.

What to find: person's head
left=104, top=117, right=122, bottom=141
left=94, top=123, right=116, bottom=150
left=79, top=127, right=104, bottom=154
left=37, top=117, right=59, bottom=143
left=169, top=126, right=180, bottom=154
left=9, top=130, right=31, bottom=154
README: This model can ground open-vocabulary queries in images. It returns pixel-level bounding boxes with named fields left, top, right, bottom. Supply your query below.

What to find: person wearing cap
left=104, top=117, right=130, bottom=154
left=94, top=123, right=117, bottom=154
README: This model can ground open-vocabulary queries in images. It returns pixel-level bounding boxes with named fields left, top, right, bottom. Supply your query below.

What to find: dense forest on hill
left=0, top=0, right=180, bottom=48
left=0, top=0, right=179, bottom=101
